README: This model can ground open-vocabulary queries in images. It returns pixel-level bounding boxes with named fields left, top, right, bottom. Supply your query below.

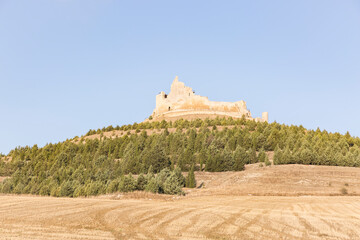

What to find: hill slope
left=0, top=118, right=360, bottom=197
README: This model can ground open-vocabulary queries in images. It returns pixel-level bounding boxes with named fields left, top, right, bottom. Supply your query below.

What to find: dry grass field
left=2, top=164, right=360, bottom=240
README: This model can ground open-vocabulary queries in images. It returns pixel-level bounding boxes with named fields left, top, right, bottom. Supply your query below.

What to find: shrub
left=118, top=174, right=137, bottom=192
left=163, top=172, right=184, bottom=195
left=174, top=167, right=186, bottom=187
left=60, top=181, right=74, bottom=197
left=107, top=179, right=120, bottom=193
left=85, top=181, right=105, bottom=196
left=14, top=183, right=25, bottom=194
left=265, top=155, right=271, bottom=166
left=258, top=149, right=266, bottom=162
left=145, top=177, right=161, bottom=193
left=73, top=185, right=86, bottom=197
left=340, top=187, right=348, bottom=195
left=157, top=168, right=171, bottom=184
left=50, top=186, right=60, bottom=197
left=136, top=174, right=147, bottom=191
left=39, top=185, right=50, bottom=196
left=1, top=179, right=14, bottom=193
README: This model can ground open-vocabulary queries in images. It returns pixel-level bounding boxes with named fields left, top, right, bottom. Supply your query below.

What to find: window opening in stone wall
left=168, top=107, right=171, bottom=111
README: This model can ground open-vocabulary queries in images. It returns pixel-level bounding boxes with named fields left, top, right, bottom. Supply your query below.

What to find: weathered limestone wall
left=151, top=77, right=268, bottom=122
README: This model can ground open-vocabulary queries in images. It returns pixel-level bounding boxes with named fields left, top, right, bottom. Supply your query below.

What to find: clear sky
left=0, top=0, right=359, bottom=154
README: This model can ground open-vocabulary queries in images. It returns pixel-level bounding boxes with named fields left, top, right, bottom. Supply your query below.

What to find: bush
left=50, top=186, right=60, bottom=197
left=85, top=181, right=105, bottom=196
left=265, top=155, right=271, bottom=166
left=1, top=179, right=14, bottom=193
left=39, top=185, right=50, bottom=196
left=145, top=177, right=161, bottom=193
left=157, top=168, right=171, bottom=184
left=14, top=183, right=25, bottom=194
left=118, top=174, right=137, bottom=192
left=144, top=168, right=186, bottom=194
left=174, top=167, right=186, bottom=187
left=258, top=149, right=266, bottom=162
left=136, top=174, right=147, bottom=191
left=107, top=179, right=120, bottom=193
left=73, top=185, right=86, bottom=197
left=60, top=181, right=74, bottom=197
left=163, top=172, right=184, bottom=195
left=340, top=187, right=348, bottom=195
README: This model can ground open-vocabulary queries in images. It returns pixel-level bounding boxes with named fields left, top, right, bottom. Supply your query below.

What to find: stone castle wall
left=150, top=77, right=268, bottom=122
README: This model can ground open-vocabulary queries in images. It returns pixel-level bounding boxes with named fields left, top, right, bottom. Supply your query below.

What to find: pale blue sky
left=1, top=0, right=359, bottom=154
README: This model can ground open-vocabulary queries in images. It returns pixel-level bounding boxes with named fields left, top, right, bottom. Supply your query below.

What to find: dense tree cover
left=83, top=117, right=252, bottom=137
left=273, top=129, right=360, bottom=167
left=0, top=117, right=360, bottom=197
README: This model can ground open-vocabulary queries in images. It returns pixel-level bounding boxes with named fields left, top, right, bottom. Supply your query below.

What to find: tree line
left=0, top=117, right=359, bottom=197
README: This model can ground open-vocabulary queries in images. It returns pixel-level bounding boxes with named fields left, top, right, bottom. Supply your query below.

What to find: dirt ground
left=2, top=164, right=360, bottom=240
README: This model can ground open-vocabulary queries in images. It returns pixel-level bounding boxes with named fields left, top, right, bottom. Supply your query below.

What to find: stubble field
left=1, top=164, right=360, bottom=240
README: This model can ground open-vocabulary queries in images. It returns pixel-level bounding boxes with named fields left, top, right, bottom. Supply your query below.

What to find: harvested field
left=2, top=164, right=360, bottom=239
left=1, top=195, right=360, bottom=240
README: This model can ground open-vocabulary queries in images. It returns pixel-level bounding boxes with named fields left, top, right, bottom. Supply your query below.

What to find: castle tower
left=150, top=76, right=268, bottom=122
left=262, top=112, right=269, bottom=122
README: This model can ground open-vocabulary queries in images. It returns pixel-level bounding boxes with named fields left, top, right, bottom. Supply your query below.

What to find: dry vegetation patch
left=190, top=164, right=360, bottom=197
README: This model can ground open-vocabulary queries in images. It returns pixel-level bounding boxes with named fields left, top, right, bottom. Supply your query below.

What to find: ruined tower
left=150, top=76, right=268, bottom=122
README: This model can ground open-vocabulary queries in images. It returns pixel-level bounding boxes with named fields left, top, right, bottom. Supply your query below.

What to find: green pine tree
left=186, top=165, right=196, bottom=188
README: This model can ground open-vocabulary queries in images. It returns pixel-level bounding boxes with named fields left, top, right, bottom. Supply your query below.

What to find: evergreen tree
left=186, top=165, right=196, bottom=188
left=136, top=173, right=147, bottom=191
left=273, top=147, right=283, bottom=165
left=1, top=118, right=360, bottom=197
left=247, top=148, right=257, bottom=164
left=264, top=155, right=271, bottom=166
left=258, top=149, right=266, bottom=162
left=163, top=172, right=184, bottom=195
left=233, top=146, right=246, bottom=171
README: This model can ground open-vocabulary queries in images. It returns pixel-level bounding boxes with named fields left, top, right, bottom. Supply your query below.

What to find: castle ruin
left=150, top=76, right=268, bottom=122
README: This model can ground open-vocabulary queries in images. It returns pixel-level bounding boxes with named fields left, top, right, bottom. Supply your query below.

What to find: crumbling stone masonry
left=150, top=76, right=268, bottom=122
